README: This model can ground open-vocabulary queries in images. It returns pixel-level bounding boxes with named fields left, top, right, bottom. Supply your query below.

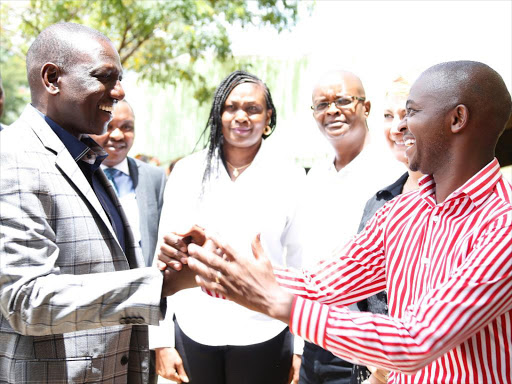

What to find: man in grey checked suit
left=0, top=23, right=194, bottom=383
left=90, top=100, right=167, bottom=268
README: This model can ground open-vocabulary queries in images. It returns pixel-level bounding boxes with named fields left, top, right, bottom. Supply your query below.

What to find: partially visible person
left=151, top=70, right=305, bottom=384
left=351, top=77, right=423, bottom=384
left=298, top=71, right=391, bottom=384
left=0, top=22, right=193, bottom=383
left=90, top=99, right=167, bottom=268
left=0, top=75, right=7, bottom=130
left=163, top=60, right=512, bottom=384
left=135, top=153, right=162, bottom=167
left=167, top=156, right=184, bottom=176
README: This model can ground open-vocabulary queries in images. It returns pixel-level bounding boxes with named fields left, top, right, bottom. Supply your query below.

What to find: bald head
left=313, top=70, right=366, bottom=98
left=417, top=61, right=512, bottom=134
left=26, top=22, right=112, bottom=96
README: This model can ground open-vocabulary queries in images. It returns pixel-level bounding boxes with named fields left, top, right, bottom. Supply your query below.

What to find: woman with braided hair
left=150, top=70, right=305, bottom=384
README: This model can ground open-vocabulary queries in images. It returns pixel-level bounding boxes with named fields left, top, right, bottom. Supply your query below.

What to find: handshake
left=157, top=225, right=294, bottom=323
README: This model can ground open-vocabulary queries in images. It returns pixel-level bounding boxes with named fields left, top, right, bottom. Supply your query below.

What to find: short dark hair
left=422, top=61, right=512, bottom=132
left=26, top=22, right=110, bottom=90
left=199, top=70, right=277, bottom=189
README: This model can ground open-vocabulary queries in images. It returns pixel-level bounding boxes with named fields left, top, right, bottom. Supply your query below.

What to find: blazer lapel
left=22, top=106, right=121, bottom=250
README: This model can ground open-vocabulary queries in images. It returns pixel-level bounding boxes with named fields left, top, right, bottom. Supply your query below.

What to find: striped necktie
left=103, top=167, right=120, bottom=196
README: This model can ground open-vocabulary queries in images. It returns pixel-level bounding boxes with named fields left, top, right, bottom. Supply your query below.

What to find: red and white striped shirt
left=275, top=158, right=512, bottom=383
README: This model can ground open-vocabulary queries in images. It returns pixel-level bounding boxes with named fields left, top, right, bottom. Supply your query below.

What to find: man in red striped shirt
left=160, top=61, right=512, bottom=383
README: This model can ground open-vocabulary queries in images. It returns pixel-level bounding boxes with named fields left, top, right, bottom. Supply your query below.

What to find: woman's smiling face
left=221, top=82, right=271, bottom=150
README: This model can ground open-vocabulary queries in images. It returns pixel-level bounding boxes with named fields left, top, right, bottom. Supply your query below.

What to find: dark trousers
left=175, top=318, right=293, bottom=384
left=299, top=342, right=353, bottom=384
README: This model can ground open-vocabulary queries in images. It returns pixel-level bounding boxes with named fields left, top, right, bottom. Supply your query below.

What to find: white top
left=150, top=142, right=305, bottom=348
left=299, top=141, right=392, bottom=269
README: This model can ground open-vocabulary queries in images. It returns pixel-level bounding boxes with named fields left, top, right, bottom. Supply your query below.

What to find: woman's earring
left=263, top=125, right=272, bottom=136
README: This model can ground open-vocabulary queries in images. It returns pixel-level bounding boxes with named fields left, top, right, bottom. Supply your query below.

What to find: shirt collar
left=34, top=107, right=108, bottom=169
left=376, top=172, right=409, bottom=200
left=100, top=158, right=130, bottom=175
left=326, top=143, right=373, bottom=177
left=418, top=158, right=502, bottom=207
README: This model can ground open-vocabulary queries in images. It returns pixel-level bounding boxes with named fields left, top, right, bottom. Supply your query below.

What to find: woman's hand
left=155, top=347, right=189, bottom=383
left=364, top=366, right=389, bottom=384
left=288, top=354, right=302, bottom=384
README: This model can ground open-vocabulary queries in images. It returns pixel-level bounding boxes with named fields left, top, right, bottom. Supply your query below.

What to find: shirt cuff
left=148, top=298, right=175, bottom=349
left=293, top=335, right=305, bottom=355
left=289, top=296, right=330, bottom=349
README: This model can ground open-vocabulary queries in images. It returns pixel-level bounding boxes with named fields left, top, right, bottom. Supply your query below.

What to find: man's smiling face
left=49, top=36, right=125, bottom=138
left=90, top=100, right=134, bottom=167
left=403, top=74, right=453, bottom=175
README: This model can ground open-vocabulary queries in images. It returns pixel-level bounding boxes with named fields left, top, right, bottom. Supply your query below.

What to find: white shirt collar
left=100, top=157, right=130, bottom=176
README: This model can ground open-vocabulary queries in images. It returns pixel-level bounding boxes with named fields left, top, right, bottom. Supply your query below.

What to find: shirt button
left=432, top=215, right=439, bottom=223
left=120, top=355, right=129, bottom=365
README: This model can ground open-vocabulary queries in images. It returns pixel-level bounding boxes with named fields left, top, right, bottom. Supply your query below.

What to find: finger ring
left=215, top=271, right=221, bottom=284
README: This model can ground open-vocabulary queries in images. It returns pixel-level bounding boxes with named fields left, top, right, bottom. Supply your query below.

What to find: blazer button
left=120, top=355, right=129, bottom=365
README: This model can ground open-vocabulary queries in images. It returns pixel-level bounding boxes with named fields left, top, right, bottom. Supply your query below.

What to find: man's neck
left=432, top=154, right=494, bottom=203
left=332, top=132, right=369, bottom=172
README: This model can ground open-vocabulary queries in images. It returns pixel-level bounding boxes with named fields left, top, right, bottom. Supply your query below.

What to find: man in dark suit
left=0, top=22, right=194, bottom=383
left=90, top=100, right=166, bottom=267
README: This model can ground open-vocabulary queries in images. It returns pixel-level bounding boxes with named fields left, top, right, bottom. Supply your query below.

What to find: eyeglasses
left=311, top=96, right=366, bottom=113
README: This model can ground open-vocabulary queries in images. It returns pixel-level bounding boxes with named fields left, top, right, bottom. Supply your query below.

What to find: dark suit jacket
left=127, top=157, right=166, bottom=267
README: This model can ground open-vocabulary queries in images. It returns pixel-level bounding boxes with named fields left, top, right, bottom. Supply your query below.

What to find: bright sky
left=229, top=0, right=511, bottom=89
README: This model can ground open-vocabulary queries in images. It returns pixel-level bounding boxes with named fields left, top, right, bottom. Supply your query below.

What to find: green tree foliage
left=0, top=0, right=299, bottom=123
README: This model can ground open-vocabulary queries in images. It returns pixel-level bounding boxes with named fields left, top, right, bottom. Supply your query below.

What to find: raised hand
left=186, top=233, right=294, bottom=324
left=157, top=225, right=207, bottom=271
left=160, top=263, right=197, bottom=297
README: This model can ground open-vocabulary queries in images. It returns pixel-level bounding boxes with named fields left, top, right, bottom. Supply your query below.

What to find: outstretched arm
left=185, top=221, right=512, bottom=375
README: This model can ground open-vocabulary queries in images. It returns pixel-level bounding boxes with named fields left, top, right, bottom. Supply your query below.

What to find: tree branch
left=118, top=19, right=131, bottom=52
left=120, top=31, right=153, bottom=65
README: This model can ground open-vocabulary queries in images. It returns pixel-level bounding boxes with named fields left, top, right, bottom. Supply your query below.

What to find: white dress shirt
left=299, top=141, right=393, bottom=269
left=150, top=142, right=305, bottom=348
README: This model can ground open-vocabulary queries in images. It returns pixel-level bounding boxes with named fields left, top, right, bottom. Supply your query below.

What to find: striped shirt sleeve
left=285, top=215, right=512, bottom=374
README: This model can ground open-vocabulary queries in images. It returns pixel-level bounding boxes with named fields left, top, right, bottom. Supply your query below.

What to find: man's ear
left=450, top=104, right=469, bottom=134
left=41, top=63, right=61, bottom=95
left=363, top=100, right=371, bottom=117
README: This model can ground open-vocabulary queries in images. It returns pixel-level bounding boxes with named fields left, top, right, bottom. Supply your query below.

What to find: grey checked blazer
left=0, top=105, right=164, bottom=383
left=126, top=157, right=166, bottom=267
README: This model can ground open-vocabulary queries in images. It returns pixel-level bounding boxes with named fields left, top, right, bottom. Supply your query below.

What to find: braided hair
left=199, top=70, right=277, bottom=190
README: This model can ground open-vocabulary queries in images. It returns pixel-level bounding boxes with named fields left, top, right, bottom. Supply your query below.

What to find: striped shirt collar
left=418, top=158, right=501, bottom=207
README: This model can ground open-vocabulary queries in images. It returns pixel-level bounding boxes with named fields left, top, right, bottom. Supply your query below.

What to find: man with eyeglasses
left=296, top=71, right=393, bottom=384
left=163, top=60, right=512, bottom=384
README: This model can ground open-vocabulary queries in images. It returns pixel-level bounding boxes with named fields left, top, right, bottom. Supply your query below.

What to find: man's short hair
left=422, top=61, right=512, bottom=129
left=26, top=22, right=111, bottom=89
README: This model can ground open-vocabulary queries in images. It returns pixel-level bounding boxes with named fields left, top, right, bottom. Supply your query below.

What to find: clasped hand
left=157, top=226, right=294, bottom=323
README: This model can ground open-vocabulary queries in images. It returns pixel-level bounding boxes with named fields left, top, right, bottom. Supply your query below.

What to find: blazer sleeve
left=0, top=136, right=164, bottom=336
